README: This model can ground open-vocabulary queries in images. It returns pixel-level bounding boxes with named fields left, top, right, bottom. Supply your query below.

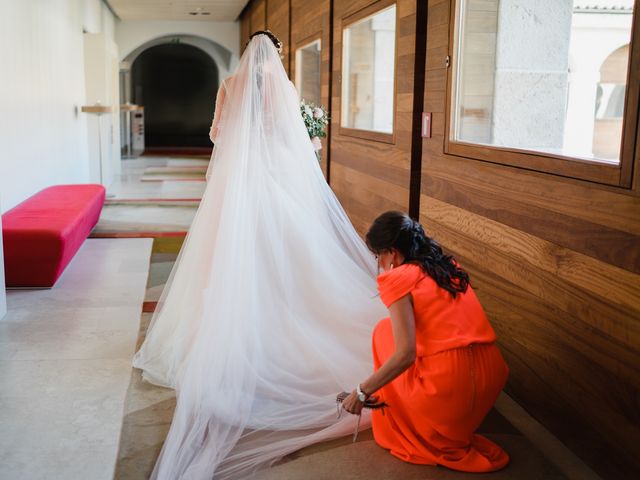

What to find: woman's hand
left=341, top=391, right=380, bottom=415
left=341, top=390, right=364, bottom=415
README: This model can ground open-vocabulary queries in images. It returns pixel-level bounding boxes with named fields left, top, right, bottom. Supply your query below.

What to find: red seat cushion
left=2, top=184, right=106, bottom=287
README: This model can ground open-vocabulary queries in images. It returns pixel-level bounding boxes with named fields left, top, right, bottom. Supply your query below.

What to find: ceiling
left=106, top=1, right=250, bottom=21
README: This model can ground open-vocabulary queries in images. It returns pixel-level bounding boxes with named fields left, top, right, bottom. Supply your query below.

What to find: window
left=341, top=4, right=396, bottom=137
left=593, top=44, right=630, bottom=160
left=295, top=39, right=322, bottom=105
left=448, top=0, right=637, bottom=185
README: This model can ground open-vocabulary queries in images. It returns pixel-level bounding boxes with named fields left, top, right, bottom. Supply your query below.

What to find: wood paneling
left=621, top=0, right=640, bottom=189
left=421, top=171, right=640, bottom=273
left=291, top=0, right=332, bottom=178
left=408, top=0, right=427, bottom=217
left=266, top=0, right=291, bottom=75
left=421, top=0, right=640, bottom=477
left=240, top=10, right=251, bottom=54
left=251, top=0, right=267, bottom=32
left=331, top=0, right=419, bottom=233
left=235, top=1, right=640, bottom=475
left=462, top=262, right=639, bottom=480
left=331, top=162, right=407, bottom=234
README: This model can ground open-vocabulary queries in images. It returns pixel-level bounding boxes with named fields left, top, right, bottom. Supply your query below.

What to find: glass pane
left=341, top=4, right=396, bottom=133
left=295, top=39, right=322, bottom=105
left=452, top=0, right=634, bottom=164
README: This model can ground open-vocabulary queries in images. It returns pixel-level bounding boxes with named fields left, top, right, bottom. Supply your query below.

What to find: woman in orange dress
left=341, top=211, right=510, bottom=472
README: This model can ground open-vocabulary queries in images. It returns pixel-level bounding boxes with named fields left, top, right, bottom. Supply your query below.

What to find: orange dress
left=371, top=263, right=510, bottom=472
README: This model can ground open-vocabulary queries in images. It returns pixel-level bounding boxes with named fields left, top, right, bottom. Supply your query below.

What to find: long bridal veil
left=132, top=34, right=386, bottom=479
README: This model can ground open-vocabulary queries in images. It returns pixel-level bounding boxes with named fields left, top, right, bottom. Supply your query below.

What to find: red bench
left=2, top=185, right=105, bottom=287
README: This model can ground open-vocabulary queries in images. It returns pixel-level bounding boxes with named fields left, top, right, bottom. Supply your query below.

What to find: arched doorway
left=131, top=43, right=218, bottom=148
left=593, top=44, right=630, bottom=160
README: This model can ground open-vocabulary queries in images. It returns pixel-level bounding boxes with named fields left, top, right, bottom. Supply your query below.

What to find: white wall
left=0, top=196, right=5, bottom=320
left=0, top=0, right=88, bottom=212
left=83, top=0, right=121, bottom=186
left=116, top=19, right=240, bottom=66
left=82, top=0, right=104, bottom=33
left=0, top=0, right=117, bottom=213
left=84, top=32, right=121, bottom=185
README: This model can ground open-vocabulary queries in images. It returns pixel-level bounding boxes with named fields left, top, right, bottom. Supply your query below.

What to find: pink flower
left=311, top=136, right=323, bottom=151
left=313, top=107, right=324, bottom=119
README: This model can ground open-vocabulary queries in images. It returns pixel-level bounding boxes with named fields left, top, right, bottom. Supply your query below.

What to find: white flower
left=311, top=136, right=322, bottom=151
left=304, top=106, right=313, bottom=117
left=313, top=107, right=324, bottom=119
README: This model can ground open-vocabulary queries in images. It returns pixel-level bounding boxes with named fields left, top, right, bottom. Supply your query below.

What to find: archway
left=131, top=43, right=218, bottom=147
left=593, top=44, right=630, bottom=160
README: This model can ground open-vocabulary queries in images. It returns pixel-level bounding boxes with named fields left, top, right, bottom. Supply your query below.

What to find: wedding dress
left=132, top=34, right=386, bottom=479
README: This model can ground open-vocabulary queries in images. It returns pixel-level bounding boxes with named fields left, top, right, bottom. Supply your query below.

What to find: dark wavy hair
left=247, top=30, right=283, bottom=52
left=366, top=211, right=470, bottom=298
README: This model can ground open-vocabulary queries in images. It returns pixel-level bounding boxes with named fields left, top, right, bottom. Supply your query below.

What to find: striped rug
left=140, top=166, right=207, bottom=182
left=91, top=203, right=196, bottom=236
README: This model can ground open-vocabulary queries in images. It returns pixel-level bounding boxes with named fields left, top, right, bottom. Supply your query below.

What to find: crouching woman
left=341, top=211, right=510, bottom=472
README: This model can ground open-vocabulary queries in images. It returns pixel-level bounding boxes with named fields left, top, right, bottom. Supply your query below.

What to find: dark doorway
left=131, top=43, right=219, bottom=148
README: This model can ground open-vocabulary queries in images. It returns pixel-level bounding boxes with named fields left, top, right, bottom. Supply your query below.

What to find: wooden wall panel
left=240, top=10, right=251, bottom=54
left=420, top=0, right=640, bottom=477
left=291, top=0, right=331, bottom=177
left=266, top=0, right=291, bottom=75
left=251, top=0, right=267, bottom=32
left=330, top=0, right=418, bottom=234
left=234, top=2, right=640, bottom=475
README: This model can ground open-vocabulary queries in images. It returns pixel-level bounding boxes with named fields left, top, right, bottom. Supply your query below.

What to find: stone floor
left=0, top=238, right=152, bottom=480
left=107, top=157, right=207, bottom=201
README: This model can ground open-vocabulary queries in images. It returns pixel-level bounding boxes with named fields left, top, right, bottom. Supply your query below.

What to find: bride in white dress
left=132, top=31, right=385, bottom=479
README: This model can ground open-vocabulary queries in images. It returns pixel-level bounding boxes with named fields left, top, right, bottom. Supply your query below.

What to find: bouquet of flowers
left=300, top=100, right=329, bottom=161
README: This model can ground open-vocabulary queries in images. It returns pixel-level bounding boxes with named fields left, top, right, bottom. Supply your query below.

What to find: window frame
left=338, top=0, right=399, bottom=145
left=293, top=34, right=323, bottom=103
left=444, top=0, right=640, bottom=188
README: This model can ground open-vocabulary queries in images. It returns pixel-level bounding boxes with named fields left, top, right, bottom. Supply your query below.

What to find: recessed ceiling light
left=188, top=8, right=210, bottom=16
